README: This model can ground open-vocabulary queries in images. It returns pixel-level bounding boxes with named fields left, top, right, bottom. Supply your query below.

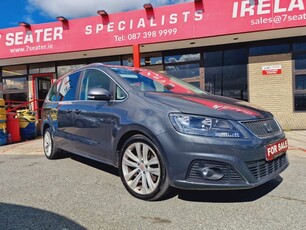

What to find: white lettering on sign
left=107, top=22, right=114, bottom=32
left=262, top=65, right=282, bottom=75
left=150, top=17, right=157, bottom=27
left=169, top=13, right=178, bottom=24
left=118, top=21, right=126, bottom=31
left=137, top=18, right=146, bottom=28
left=232, top=0, right=305, bottom=18
left=5, top=27, right=63, bottom=47
left=268, top=140, right=288, bottom=155
left=267, top=145, right=278, bottom=156
left=266, top=139, right=288, bottom=161
left=84, top=11, right=204, bottom=35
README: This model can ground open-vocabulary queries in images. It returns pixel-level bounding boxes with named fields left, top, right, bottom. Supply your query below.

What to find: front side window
left=59, top=71, right=81, bottom=101
left=116, top=86, right=128, bottom=100
left=80, top=69, right=111, bottom=100
left=48, top=79, right=62, bottom=102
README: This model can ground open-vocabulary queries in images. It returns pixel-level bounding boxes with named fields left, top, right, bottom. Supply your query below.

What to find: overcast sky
left=0, top=0, right=192, bottom=29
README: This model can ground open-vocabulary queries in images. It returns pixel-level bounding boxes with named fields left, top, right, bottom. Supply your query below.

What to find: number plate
left=265, top=138, right=288, bottom=161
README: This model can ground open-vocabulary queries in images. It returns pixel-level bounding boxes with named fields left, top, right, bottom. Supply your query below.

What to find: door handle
left=74, top=109, right=81, bottom=115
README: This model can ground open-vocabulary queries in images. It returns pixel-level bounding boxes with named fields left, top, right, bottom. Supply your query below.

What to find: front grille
left=240, top=118, right=282, bottom=138
left=187, top=160, right=246, bottom=184
left=246, top=154, right=288, bottom=181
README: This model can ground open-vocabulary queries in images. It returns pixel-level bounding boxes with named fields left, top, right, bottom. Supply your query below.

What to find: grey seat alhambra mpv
left=42, top=63, right=289, bottom=200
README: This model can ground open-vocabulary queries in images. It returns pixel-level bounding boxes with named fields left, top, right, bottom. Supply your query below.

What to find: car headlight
left=169, top=114, right=243, bottom=138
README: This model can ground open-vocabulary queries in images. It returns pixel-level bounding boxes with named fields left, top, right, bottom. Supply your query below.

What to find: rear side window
left=59, top=71, right=81, bottom=101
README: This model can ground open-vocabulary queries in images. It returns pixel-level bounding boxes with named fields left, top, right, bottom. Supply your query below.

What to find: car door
left=55, top=71, right=81, bottom=152
left=73, top=68, right=115, bottom=163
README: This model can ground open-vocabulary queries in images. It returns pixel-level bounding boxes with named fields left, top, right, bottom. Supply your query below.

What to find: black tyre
left=119, top=134, right=170, bottom=201
left=43, top=128, right=62, bottom=159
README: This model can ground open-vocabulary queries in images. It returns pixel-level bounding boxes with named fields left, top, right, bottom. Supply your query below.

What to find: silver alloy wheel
left=122, top=142, right=161, bottom=195
left=44, top=131, right=52, bottom=157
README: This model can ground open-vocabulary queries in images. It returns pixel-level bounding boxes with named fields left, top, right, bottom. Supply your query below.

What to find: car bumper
left=156, top=131, right=289, bottom=190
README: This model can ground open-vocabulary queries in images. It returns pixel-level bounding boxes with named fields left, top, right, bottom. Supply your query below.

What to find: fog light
left=201, top=167, right=224, bottom=180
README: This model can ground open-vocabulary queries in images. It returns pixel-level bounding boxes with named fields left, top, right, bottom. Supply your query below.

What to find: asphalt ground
left=0, top=131, right=305, bottom=230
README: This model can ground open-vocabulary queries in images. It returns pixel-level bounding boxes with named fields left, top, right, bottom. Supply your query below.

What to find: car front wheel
left=43, top=128, right=61, bottom=159
left=119, top=134, right=170, bottom=201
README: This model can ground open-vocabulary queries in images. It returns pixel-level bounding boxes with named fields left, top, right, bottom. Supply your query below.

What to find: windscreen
left=110, top=67, right=206, bottom=95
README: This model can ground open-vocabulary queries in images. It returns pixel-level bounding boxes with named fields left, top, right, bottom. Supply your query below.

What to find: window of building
left=294, top=53, right=306, bottom=70
left=293, top=39, right=306, bottom=111
left=294, top=75, right=306, bottom=111
left=122, top=55, right=133, bottom=66
left=293, top=42, right=306, bottom=52
left=296, top=75, right=306, bottom=90
left=249, top=44, right=290, bottom=56
left=59, top=71, right=81, bottom=101
left=3, top=93, right=27, bottom=103
left=165, top=63, right=200, bottom=81
left=204, top=48, right=248, bottom=101
left=2, top=65, right=27, bottom=77
left=29, top=62, right=56, bottom=74
left=57, top=60, right=87, bottom=77
left=3, top=76, right=28, bottom=92
left=140, top=53, right=163, bottom=66
left=1, top=65, right=28, bottom=107
left=204, top=51, right=222, bottom=96
left=164, top=53, right=200, bottom=64
left=164, top=51, right=202, bottom=89
left=89, top=56, right=120, bottom=65
left=3, top=76, right=28, bottom=108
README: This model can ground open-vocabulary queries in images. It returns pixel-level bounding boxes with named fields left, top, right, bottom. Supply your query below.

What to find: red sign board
left=265, top=138, right=288, bottom=161
left=1, top=0, right=306, bottom=59
left=262, top=65, right=282, bottom=75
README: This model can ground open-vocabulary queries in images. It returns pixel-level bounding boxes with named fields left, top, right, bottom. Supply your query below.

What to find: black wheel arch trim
left=112, top=124, right=170, bottom=169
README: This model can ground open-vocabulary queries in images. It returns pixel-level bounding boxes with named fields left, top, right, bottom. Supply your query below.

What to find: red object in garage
left=6, top=113, right=21, bottom=143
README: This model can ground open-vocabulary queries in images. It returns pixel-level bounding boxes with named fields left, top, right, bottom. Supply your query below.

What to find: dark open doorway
left=32, top=74, right=53, bottom=119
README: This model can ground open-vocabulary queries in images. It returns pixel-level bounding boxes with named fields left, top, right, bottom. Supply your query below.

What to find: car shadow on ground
left=0, top=203, right=86, bottom=230
left=174, top=176, right=283, bottom=203
left=65, top=152, right=283, bottom=203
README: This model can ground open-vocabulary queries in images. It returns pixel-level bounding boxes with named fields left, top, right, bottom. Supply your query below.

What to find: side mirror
left=87, top=88, right=112, bottom=101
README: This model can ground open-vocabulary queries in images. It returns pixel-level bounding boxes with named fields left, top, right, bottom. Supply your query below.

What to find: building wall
left=249, top=53, right=306, bottom=130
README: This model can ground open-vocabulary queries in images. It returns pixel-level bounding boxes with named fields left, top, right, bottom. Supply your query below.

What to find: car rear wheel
left=43, top=128, right=61, bottom=159
left=119, top=134, right=170, bottom=201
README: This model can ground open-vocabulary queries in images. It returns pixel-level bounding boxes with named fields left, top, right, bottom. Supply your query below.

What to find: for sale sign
left=265, top=138, right=288, bottom=161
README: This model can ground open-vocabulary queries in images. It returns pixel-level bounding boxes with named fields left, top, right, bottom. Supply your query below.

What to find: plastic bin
left=0, top=114, right=6, bottom=131
left=17, top=110, right=37, bottom=140
left=6, top=113, right=21, bottom=143
left=0, top=130, right=7, bottom=146
left=0, top=99, right=5, bottom=112
left=0, top=99, right=6, bottom=131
